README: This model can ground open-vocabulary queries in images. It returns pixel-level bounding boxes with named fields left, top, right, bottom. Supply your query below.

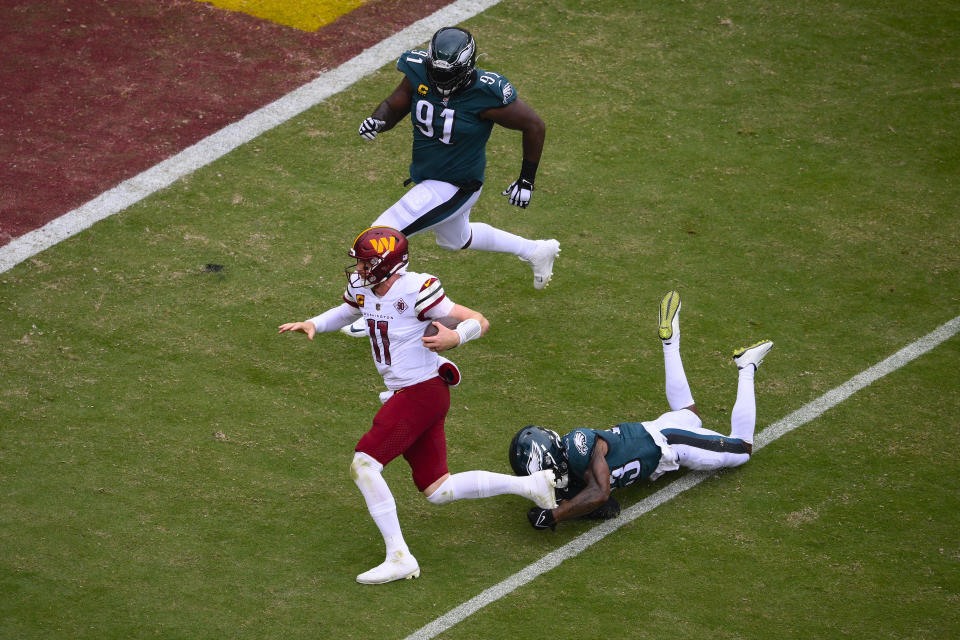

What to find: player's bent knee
left=350, top=451, right=383, bottom=482
left=425, top=477, right=455, bottom=505
left=434, top=236, right=462, bottom=251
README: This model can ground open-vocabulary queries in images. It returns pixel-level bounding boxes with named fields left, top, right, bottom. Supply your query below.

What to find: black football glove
left=358, top=117, right=386, bottom=141
left=582, top=496, right=621, bottom=520
left=501, top=177, right=534, bottom=208
left=527, top=507, right=556, bottom=531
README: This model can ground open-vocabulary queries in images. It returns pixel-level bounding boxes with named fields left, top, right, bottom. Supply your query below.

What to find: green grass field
left=2, top=0, right=958, bottom=638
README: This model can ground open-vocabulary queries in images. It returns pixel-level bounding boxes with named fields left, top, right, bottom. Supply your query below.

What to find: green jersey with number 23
left=562, top=423, right=664, bottom=496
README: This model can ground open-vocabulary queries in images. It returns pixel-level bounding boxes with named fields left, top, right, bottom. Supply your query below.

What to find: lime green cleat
left=733, top=340, right=774, bottom=371
left=658, top=290, right=681, bottom=341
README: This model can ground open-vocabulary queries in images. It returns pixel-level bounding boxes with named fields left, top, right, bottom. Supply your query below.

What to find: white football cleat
left=733, top=340, right=774, bottom=371
left=522, top=239, right=560, bottom=290
left=340, top=317, right=367, bottom=338
left=658, top=290, right=681, bottom=342
left=356, top=550, right=420, bottom=585
left=526, top=469, right=558, bottom=509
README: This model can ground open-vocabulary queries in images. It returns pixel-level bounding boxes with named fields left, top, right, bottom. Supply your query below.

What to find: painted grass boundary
left=0, top=0, right=503, bottom=275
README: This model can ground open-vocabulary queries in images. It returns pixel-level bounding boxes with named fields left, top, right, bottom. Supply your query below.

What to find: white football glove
left=358, top=117, right=386, bottom=141
left=502, top=178, right=534, bottom=209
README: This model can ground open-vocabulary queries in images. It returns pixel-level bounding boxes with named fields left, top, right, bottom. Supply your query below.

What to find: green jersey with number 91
left=562, top=423, right=664, bottom=495
left=397, top=49, right=517, bottom=186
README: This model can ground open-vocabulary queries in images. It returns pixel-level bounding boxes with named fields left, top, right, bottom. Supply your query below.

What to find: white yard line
left=0, top=0, right=503, bottom=275
left=403, top=314, right=960, bottom=640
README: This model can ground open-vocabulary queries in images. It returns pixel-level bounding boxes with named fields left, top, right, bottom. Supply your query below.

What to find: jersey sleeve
left=397, top=49, right=430, bottom=91
left=473, top=68, right=518, bottom=109
left=562, top=428, right=597, bottom=487
left=414, top=276, right=454, bottom=320
left=308, top=301, right=360, bottom=333
left=342, top=287, right=360, bottom=308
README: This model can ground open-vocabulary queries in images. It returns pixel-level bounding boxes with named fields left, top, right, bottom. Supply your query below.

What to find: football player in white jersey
left=278, top=226, right=557, bottom=584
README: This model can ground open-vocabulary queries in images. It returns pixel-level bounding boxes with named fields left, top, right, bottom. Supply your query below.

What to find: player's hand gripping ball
left=422, top=316, right=460, bottom=338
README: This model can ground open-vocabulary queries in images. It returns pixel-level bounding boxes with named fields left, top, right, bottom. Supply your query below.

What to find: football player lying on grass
left=509, top=291, right=773, bottom=530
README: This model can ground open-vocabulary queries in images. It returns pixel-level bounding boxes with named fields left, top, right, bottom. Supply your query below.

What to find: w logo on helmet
left=369, top=236, right=397, bottom=254
left=348, top=227, right=409, bottom=288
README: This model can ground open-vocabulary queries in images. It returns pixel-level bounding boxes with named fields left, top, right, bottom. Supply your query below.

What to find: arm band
left=520, top=159, right=539, bottom=183
left=455, top=318, right=483, bottom=345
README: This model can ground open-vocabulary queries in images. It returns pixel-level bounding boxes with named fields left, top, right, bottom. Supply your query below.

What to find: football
left=422, top=316, right=460, bottom=337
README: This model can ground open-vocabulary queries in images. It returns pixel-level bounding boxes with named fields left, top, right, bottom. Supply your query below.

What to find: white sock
left=730, top=366, right=757, bottom=443
left=663, top=341, right=695, bottom=410
left=368, top=500, right=407, bottom=556
left=351, top=452, right=408, bottom=556
left=468, top=222, right=537, bottom=258
left=426, top=470, right=529, bottom=504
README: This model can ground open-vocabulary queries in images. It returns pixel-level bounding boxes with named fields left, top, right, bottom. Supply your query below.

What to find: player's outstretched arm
left=278, top=321, right=316, bottom=341
left=279, top=303, right=360, bottom=341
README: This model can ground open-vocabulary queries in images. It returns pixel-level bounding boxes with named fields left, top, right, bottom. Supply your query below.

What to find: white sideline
left=0, top=0, right=503, bottom=275
left=403, top=314, right=960, bottom=640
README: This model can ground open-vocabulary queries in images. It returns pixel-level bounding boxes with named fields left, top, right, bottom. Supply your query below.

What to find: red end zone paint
left=0, top=0, right=455, bottom=247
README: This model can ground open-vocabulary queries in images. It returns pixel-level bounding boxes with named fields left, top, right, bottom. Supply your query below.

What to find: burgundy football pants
left=355, top=376, right=450, bottom=491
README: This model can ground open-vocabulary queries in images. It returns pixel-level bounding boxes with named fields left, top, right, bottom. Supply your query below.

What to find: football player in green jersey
left=354, top=26, right=560, bottom=293
left=509, top=291, right=774, bottom=530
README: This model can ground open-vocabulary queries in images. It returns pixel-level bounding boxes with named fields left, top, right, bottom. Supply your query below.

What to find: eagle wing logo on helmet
left=525, top=443, right=545, bottom=475
left=425, top=27, right=477, bottom=97
left=509, top=426, right=570, bottom=489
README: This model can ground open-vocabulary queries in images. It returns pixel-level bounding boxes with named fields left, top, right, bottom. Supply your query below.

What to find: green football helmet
left=426, top=27, right=477, bottom=97
left=509, top=425, right=569, bottom=489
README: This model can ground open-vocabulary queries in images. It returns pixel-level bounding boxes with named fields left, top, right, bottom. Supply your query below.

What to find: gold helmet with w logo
left=346, top=226, right=409, bottom=288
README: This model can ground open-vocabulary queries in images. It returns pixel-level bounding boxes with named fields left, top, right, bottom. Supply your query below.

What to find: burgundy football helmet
left=346, top=226, right=409, bottom=288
